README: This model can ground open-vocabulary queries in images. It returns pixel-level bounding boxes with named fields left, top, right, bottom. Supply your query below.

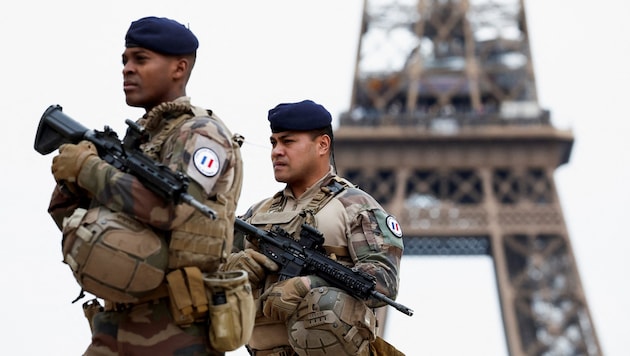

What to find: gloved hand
left=260, top=276, right=311, bottom=321
left=221, top=248, right=279, bottom=287
left=60, top=181, right=82, bottom=196
left=52, top=140, right=98, bottom=183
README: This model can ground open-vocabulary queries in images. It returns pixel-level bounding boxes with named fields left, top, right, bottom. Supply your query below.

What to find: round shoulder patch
left=193, top=147, right=220, bottom=177
left=386, top=215, right=403, bottom=238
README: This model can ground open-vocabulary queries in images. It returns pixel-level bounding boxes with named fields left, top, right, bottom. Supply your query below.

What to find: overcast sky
left=1, top=1, right=628, bottom=355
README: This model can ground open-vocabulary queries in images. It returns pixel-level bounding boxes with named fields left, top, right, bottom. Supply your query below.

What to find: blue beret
left=125, top=16, right=199, bottom=55
left=268, top=100, right=332, bottom=133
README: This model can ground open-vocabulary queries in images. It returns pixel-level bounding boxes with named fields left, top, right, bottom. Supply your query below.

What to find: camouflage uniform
left=235, top=167, right=404, bottom=355
left=48, top=97, right=243, bottom=355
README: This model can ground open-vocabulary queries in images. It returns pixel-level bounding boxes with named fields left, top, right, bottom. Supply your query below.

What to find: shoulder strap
left=260, top=176, right=351, bottom=229
left=304, top=176, right=352, bottom=216
left=266, top=191, right=286, bottom=213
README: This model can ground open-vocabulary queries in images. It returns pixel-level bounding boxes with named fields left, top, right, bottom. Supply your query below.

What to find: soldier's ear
left=171, top=57, right=190, bottom=80
left=317, top=134, right=331, bottom=155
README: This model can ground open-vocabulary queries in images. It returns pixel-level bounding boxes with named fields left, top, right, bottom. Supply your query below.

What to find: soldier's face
left=270, top=131, right=320, bottom=185
left=122, top=47, right=181, bottom=110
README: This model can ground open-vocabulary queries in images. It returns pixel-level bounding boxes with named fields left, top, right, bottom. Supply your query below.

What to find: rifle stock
left=34, top=104, right=217, bottom=220
left=234, top=218, right=413, bottom=316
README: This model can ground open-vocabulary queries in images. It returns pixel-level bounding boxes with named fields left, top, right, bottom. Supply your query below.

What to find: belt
left=104, top=284, right=170, bottom=312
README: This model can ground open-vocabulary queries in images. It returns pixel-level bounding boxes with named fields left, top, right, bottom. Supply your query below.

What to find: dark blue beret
left=125, top=16, right=199, bottom=55
left=268, top=100, right=332, bottom=133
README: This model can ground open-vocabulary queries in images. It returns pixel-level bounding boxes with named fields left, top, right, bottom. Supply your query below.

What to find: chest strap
left=266, top=176, right=351, bottom=226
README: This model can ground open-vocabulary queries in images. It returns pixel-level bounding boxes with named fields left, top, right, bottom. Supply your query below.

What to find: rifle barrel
left=181, top=193, right=217, bottom=220
left=372, top=290, right=414, bottom=316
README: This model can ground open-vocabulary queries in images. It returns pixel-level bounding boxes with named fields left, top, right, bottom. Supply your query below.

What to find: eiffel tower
left=334, top=1, right=601, bottom=354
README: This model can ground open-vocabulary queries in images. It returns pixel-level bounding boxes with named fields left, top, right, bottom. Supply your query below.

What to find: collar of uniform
left=283, top=166, right=336, bottom=201
left=172, top=96, right=192, bottom=105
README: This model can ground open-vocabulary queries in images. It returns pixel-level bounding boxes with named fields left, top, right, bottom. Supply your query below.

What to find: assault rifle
left=234, top=218, right=414, bottom=316
left=34, top=104, right=217, bottom=219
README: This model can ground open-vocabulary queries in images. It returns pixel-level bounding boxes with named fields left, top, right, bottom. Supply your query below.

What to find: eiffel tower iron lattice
left=334, top=1, right=601, bottom=355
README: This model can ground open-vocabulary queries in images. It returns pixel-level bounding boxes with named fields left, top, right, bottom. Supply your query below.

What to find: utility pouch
left=166, top=267, right=209, bottom=327
left=369, top=336, right=406, bottom=356
left=61, top=207, right=168, bottom=303
left=204, top=270, right=255, bottom=352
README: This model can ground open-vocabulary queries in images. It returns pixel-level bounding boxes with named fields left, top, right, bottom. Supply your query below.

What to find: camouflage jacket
left=49, top=97, right=243, bottom=270
left=238, top=168, right=403, bottom=307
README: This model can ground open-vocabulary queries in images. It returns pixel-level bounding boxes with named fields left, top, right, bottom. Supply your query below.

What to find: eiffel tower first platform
left=333, top=1, right=601, bottom=355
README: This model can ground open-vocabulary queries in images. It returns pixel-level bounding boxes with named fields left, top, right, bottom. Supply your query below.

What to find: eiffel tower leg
left=484, top=168, right=602, bottom=355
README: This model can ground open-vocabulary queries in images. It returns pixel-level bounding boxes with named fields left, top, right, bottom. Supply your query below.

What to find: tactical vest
left=246, top=176, right=379, bottom=354
left=142, top=102, right=243, bottom=273
left=250, top=175, right=350, bottom=237
left=60, top=101, right=243, bottom=303
left=247, top=175, right=352, bottom=295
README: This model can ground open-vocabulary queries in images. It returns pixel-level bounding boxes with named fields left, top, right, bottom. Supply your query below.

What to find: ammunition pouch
left=166, top=267, right=209, bottom=326
left=61, top=207, right=169, bottom=303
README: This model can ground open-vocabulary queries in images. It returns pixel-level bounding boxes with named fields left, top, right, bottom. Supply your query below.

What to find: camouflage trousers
left=83, top=299, right=222, bottom=356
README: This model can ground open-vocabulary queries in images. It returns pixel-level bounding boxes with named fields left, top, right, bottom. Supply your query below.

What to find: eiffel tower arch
left=334, top=1, right=601, bottom=354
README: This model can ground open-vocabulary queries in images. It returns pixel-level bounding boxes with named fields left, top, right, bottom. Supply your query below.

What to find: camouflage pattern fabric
left=74, top=98, right=239, bottom=232
left=335, top=185, right=403, bottom=307
left=48, top=97, right=243, bottom=354
left=240, top=169, right=403, bottom=304
left=83, top=299, right=223, bottom=356
left=235, top=168, right=403, bottom=352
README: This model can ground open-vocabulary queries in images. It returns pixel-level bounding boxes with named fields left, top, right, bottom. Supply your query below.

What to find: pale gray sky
left=2, top=1, right=628, bottom=355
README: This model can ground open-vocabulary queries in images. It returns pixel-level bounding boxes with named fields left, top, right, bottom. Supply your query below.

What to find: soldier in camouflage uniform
left=222, top=100, right=404, bottom=356
left=48, top=16, right=243, bottom=355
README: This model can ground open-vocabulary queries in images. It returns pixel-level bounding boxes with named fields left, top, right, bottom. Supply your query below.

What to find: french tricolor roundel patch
left=193, top=147, right=220, bottom=177
left=386, top=215, right=403, bottom=237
